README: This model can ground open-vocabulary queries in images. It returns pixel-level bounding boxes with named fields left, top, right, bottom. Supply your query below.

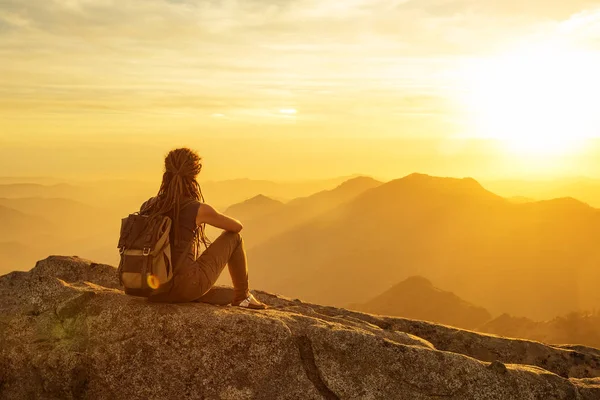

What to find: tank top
left=165, top=197, right=201, bottom=269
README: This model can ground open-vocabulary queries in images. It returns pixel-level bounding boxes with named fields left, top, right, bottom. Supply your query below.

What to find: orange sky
left=1, top=0, right=600, bottom=181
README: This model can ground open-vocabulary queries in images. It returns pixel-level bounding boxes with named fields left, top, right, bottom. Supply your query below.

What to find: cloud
left=0, top=9, right=31, bottom=30
left=1, top=0, right=599, bottom=130
left=558, top=7, right=600, bottom=45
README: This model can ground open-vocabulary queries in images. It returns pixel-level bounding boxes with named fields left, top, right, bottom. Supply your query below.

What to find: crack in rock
left=53, top=308, right=67, bottom=334
left=294, top=335, right=340, bottom=400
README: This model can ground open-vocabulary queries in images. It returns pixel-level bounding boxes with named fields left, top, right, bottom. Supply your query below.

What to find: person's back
left=140, top=148, right=266, bottom=309
left=167, top=197, right=200, bottom=267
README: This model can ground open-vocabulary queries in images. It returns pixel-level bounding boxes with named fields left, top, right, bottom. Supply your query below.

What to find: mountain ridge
left=224, top=194, right=285, bottom=221
left=227, top=175, right=382, bottom=249
left=247, top=173, right=600, bottom=320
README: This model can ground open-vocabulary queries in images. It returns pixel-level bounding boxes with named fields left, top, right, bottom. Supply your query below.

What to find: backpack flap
left=151, top=216, right=171, bottom=256
left=118, top=214, right=161, bottom=251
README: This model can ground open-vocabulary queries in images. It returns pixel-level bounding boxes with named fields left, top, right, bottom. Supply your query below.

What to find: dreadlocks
left=144, top=147, right=211, bottom=251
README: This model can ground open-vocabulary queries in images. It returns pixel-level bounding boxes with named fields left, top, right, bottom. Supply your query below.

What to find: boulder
left=0, top=256, right=599, bottom=399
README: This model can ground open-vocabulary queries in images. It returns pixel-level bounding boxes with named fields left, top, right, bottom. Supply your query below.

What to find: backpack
left=117, top=199, right=196, bottom=297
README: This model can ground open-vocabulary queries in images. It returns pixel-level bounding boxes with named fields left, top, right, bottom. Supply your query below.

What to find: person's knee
left=220, top=230, right=242, bottom=244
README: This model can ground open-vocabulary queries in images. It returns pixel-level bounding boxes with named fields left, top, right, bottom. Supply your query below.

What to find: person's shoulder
left=180, top=197, right=202, bottom=208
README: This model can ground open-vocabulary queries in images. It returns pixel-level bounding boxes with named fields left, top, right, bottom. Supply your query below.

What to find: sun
left=460, top=41, right=600, bottom=156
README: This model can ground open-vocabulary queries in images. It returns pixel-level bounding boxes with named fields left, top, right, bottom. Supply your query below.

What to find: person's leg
left=194, top=231, right=249, bottom=303
left=194, top=285, right=234, bottom=305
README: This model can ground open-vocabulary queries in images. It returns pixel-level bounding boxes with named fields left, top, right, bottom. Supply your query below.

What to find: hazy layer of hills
left=0, top=175, right=359, bottom=211
left=0, top=176, right=371, bottom=274
left=248, top=173, right=600, bottom=320
left=0, top=183, right=85, bottom=200
left=203, top=175, right=364, bottom=207
left=0, top=196, right=118, bottom=272
left=223, top=176, right=382, bottom=248
left=485, top=177, right=600, bottom=208
left=350, top=274, right=600, bottom=349
left=480, top=311, right=600, bottom=350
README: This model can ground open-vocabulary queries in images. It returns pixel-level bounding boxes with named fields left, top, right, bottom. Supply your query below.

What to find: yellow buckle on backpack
left=142, top=248, right=151, bottom=256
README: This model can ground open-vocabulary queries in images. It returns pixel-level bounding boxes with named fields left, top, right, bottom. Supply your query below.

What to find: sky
left=1, top=0, right=600, bottom=181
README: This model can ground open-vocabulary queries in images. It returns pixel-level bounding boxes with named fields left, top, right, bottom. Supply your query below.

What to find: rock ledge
left=1, top=256, right=599, bottom=399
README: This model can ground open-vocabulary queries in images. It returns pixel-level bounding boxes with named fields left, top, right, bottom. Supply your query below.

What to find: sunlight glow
left=462, top=41, right=600, bottom=156
left=279, top=109, right=298, bottom=115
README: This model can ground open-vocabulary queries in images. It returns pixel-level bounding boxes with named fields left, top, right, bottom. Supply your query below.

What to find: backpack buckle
left=142, top=248, right=151, bottom=256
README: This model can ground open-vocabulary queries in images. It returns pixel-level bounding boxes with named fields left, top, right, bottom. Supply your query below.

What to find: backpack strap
left=149, top=225, right=198, bottom=297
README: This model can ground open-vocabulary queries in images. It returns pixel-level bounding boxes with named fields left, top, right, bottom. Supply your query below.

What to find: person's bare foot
left=233, top=293, right=268, bottom=309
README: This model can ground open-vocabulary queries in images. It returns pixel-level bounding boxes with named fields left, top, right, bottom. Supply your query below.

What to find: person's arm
left=196, top=203, right=243, bottom=233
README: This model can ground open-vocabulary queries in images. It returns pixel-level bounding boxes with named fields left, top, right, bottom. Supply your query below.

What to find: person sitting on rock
left=140, top=147, right=267, bottom=309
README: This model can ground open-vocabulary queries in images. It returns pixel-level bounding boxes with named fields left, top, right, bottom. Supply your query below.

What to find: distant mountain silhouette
left=286, top=176, right=383, bottom=208
left=202, top=175, right=365, bottom=209
left=248, top=173, right=600, bottom=320
left=0, top=176, right=62, bottom=185
left=4, top=174, right=600, bottom=322
left=479, top=311, right=600, bottom=349
left=224, top=195, right=285, bottom=221
left=0, top=183, right=83, bottom=199
left=0, top=181, right=147, bottom=213
left=234, top=176, right=382, bottom=248
left=0, top=176, right=371, bottom=274
left=0, top=197, right=102, bottom=227
left=350, top=275, right=491, bottom=330
left=485, top=177, right=600, bottom=208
